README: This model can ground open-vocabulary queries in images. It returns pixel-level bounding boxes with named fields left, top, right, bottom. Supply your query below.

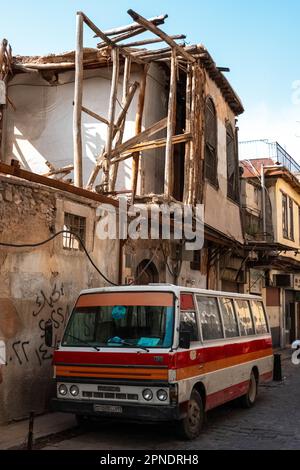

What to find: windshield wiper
left=64, top=333, right=100, bottom=352
left=108, top=338, right=149, bottom=352
left=122, top=340, right=150, bottom=353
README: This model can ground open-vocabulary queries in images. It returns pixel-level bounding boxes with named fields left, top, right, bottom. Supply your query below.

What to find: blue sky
left=1, top=0, right=300, bottom=158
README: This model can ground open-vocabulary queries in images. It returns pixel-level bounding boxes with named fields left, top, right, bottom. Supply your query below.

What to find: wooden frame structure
left=72, top=9, right=205, bottom=204
left=1, top=9, right=242, bottom=206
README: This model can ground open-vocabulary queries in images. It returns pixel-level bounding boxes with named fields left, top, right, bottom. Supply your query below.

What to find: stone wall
left=0, top=175, right=119, bottom=424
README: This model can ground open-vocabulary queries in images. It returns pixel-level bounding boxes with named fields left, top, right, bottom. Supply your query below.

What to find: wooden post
left=86, top=81, right=138, bottom=190
left=73, top=12, right=84, bottom=188
left=183, top=65, right=192, bottom=204
left=110, top=55, right=132, bottom=191
left=164, top=48, right=177, bottom=198
left=103, top=47, right=120, bottom=191
left=131, top=64, right=149, bottom=202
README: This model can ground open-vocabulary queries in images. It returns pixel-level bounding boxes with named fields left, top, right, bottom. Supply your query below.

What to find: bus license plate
left=94, top=404, right=123, bottom=414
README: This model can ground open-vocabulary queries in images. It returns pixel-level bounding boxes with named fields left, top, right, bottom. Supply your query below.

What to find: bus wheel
left=240, top=371, right=258, bottom=408
left=178, top=390, right=205, bottom=440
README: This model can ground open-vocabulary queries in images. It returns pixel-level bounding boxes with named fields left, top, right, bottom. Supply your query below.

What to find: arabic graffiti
left=4, top=282, right=70, bottom=368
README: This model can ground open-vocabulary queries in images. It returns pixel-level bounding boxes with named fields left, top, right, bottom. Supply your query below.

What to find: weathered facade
left=0, top=173, right=120, bottom=423
left=0, top=10, right=246, bottom=423
left=241, top=154, right=300, bottom=348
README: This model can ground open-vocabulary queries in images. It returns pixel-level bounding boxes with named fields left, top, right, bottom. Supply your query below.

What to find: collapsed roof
left=12, top=12, right=244, bottom=116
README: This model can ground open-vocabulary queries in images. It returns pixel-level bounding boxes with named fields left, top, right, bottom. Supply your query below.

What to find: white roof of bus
left=79, top=285, right=263, bottom=301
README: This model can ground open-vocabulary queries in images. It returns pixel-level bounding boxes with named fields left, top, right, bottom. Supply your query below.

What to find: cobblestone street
left=39, top=354, right=300, bottom=451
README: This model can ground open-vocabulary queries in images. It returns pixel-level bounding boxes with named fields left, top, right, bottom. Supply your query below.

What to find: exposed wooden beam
left=101, top=14, right=168, bottom=36
left=103, top=47, right=120, bottom=190
left=73, top=12, right=84, bottom=188
left=79, top=11, right=145, bottom=65
left=127, top=9, right=196, bottom=63
left=120, top=34, right=186, bottom=48
left=165, top=48, right=177, bottom=197
left=110, top=55, right=132, bottom=191
left=0, top=162, right=119, bottom=207
left=108, top=117, right=168, bottom=160
left=111, top=133, right=192, bottom=164
left=131, top=64, right=149, bottom=202
left=86, top=81, right=139, bottom=190
left=81, top=106, right=110, bottom=126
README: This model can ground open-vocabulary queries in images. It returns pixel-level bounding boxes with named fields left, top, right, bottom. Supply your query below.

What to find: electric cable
left=0, top=230, right=161, bottom=287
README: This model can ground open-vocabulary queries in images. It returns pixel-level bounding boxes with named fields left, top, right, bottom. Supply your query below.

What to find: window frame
left=195, top=294, right=225, bottom=343
left=234, top=299, right=256, bottom=337
left=226, top=122, right=239, bottom=203
left=63, top=212, right=87, bottom=252
left=281, top=191, right=295, bottom=241
left=218, top=297, right=241, bottom=339
left=249, top=299, right=269, bottom=336
left=204, top=97, right=219, bottom=188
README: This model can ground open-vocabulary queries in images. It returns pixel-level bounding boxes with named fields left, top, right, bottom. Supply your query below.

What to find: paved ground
left=35, top=352, right=300, bottom=451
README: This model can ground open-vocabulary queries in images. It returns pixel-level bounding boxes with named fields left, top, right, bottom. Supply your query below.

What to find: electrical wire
left=0, top=230, right=119, bottom=286
left=0, top=230, right=161, bottom=287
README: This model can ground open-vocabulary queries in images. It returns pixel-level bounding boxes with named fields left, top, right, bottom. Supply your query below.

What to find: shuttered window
left=205, top=98, right=218, bottom=186
left=226, top=123, right=239, bottom=202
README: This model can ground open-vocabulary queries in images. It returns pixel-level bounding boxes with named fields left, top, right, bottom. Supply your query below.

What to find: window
left=63, top=304, right=174, bottom=349
left=250, top=301, right=268, bottom=335
left=226, top=123, right=239, bottom=202
left=205, top=97, right=218, bottom=186
left=219, top=298, right=239, bottom=338
left=63, top=212, right=86, bottom=251
left=235, top=300, right=255, bottom=336
left=282, top=193, right=288, bottom=238
left=282, top=193, right=294, bottom=241
left=289, top=198, right=294, bottom=240
left=197, top=296, right=223, bottom=341
left=190, top=250, right=201, bottom=271
left=180, top=311, right=199, bottom=342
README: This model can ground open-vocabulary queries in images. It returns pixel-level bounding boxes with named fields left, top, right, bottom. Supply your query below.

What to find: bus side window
left=235, top=300, right=255, bottom=336
left=197, top=296, right=224, bottom=341
left=250, top=301, right=269, bottom=335
left=180, top=311, right=199, bottom=342
left=219, top=298, right=239, bottom=338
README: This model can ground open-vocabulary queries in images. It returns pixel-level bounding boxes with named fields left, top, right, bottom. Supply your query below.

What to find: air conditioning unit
left=273, top=274, right=293, bottom=288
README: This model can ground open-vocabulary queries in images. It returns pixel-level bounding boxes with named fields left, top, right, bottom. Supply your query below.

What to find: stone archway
left=136, top=259, right=159, bottom=286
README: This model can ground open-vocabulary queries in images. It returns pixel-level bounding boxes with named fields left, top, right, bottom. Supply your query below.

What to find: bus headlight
left=70, top=385, right=79, bottom=397
left=58, top=384, right=68, bottom=396
left=157, top=389, right=168, bottom=402
left=142, top=389, right=153, bottom=401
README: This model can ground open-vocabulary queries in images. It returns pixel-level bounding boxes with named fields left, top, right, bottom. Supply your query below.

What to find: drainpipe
left=261, top=163, right=267, bottom=241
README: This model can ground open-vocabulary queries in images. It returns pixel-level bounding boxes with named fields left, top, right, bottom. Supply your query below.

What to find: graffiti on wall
left=0, top=282, right=71, bottom=373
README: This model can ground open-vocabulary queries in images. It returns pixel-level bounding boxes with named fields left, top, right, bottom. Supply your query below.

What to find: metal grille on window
left=63, top=213, right=86, bottom=251
left=205, top=98, right=218, bottom=186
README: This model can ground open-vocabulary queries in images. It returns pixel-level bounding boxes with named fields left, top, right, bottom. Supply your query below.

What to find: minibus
left=48, top=285, right=274, bottom=440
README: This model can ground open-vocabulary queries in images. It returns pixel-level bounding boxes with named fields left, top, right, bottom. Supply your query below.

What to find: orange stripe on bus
left=176, top=348, right=273, bottom=381
left=76, top=292, right=174, bottom=308
left=56, top=366, right=168, bottom=381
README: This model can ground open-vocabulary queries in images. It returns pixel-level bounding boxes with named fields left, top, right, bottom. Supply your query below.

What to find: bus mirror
left=45, top=320, right=53, bottom=348
left=179, top=331, right=191, bottom=350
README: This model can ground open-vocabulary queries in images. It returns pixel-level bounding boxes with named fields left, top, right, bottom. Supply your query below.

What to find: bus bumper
left=52, top=398, right=183, bottom=422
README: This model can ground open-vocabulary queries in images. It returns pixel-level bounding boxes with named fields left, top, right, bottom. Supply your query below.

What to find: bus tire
left=240, top=371, right=258, bottom=409
left=178, top=390, right=205, bottom=440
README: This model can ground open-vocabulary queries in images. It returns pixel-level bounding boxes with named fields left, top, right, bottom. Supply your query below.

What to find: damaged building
left=0, top=10, right=246, bottom=423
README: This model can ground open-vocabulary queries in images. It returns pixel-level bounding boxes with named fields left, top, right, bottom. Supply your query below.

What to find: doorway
left=136, top=260, right=159, bottom=286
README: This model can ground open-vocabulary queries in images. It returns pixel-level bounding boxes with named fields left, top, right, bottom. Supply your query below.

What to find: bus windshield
left=62, top=292, right=174, bottom=349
